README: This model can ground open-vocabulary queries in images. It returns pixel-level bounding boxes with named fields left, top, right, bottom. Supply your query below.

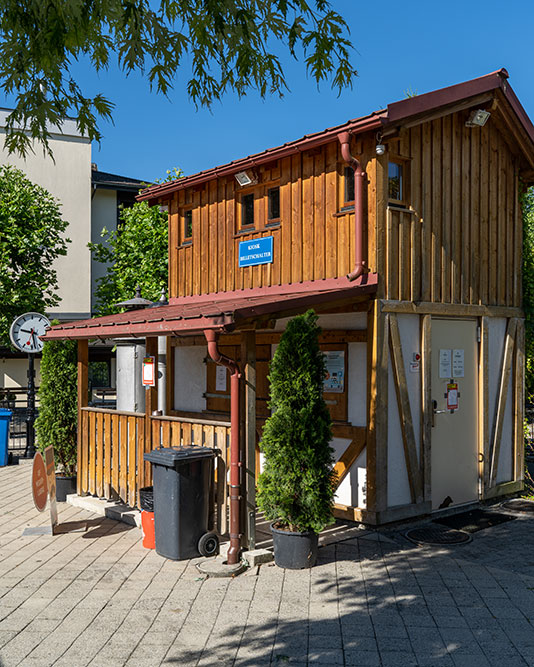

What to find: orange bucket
left=141, top=510, right=155, bottom=549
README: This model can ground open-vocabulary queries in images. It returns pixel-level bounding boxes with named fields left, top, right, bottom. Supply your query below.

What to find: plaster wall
left=487, top=318, right=514, bottom=484
left=387, top=313, right=422, bottom=508
left=91, top=189, right=117, bottom=312
left=0, top=358, right=41, bottom=388
left=0, top=119, right=92, bottom=319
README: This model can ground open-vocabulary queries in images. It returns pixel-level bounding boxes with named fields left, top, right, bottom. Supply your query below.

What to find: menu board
left=323, top=351, right=345, bottom=393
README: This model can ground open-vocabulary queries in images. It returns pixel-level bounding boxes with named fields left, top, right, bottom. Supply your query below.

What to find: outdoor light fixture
left=466, top=109, right=491, bottom=127
left=375, top=131, right=385, bottom=156
left=234, top=170, right=257, bottom=187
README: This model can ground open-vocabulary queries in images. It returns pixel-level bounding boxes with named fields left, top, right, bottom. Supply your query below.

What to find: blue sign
left=238, top=236, right=273, bottom=268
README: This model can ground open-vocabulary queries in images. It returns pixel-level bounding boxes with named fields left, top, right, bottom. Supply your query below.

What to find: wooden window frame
left=343, top=166, right=355, bottom=207
left=180, top=207, right=194, bottom=245
left=235, top=181, right=281, bottom=235
left=388, top=157, right=410, bottom=208
left=238, top=191, right=256, bottom=231
left=266, top=186, right=280, bottom=226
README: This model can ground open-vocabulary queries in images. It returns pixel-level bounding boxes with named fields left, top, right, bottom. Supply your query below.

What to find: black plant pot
left=55, top=475, right=77, bottom=502
left=271, top=523, right=318, bottom=569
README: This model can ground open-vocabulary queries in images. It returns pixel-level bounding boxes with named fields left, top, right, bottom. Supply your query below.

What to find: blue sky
left=69, top=0, right=534, bottom=181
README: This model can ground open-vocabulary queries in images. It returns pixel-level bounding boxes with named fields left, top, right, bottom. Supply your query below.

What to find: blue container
left=0, top=409, right=12, bottom=466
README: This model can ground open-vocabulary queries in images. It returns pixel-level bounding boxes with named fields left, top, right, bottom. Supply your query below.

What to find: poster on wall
left=215, top=365, right=227, bottom=392
left=323, top=351, right=345, bottom=393
left=452, top=349, right=465, bottom=377
left=439, top=349, right=452, bottom=378
left=142, top=356, right=156, bottom=386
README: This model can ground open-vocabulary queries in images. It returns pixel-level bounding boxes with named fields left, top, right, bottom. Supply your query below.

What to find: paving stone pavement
left=3, top=463, right=534, bottom=666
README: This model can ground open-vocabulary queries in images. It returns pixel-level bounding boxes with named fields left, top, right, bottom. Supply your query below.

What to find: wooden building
left=44, top=69, right=534, bottom=547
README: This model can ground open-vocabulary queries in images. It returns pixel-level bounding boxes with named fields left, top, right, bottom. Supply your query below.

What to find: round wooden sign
left=32, top=452, right=48, bottom=512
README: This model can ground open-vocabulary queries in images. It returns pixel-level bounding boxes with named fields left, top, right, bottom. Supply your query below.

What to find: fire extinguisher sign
left=446, top=383, right=459, bottom=411
left=142, top=356, right=156, bottom=386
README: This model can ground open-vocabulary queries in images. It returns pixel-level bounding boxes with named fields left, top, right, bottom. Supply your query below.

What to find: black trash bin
left=144, top=446, right=219, bottom=560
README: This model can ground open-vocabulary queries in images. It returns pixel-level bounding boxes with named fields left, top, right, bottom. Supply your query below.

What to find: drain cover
left=405, top=525, right=471, bottom=546
left=501, top=498, right=534, bottom=513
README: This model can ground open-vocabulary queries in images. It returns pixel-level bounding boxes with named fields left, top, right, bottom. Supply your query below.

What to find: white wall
left=91, top=189, right=118, bottom=311
left=488, top=318, right=514, bottom=484
left=174, top=346, right=207, bottom=412
left=0, top=113, right=92, bottom=320
left=0, top=358, right=41, bottom=388
left=387, top=314, right=422, bottom=508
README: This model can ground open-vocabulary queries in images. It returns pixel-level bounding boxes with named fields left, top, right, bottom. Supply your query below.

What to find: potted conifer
left=257, top=310, right=335, bottom=569
left=35, top=332, right=78, bottom=501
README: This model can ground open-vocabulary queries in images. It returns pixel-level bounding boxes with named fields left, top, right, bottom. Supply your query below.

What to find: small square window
left=184, top=209, right=193, bottom=240
left=344, top=166, right=355, bottom=203
left=388, top=162, right=403, bottom=202
left=241, top=193, right=254, bottom=228
left=268, top=187, right=280, bottom=221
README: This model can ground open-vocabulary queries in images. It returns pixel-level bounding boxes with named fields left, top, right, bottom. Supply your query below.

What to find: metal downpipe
left=204, top=329, right=242, bottom=565
left=338, top=131, right=366, bottom=282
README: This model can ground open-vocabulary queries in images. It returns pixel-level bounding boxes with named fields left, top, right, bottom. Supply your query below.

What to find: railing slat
left=128, top=416, right=137, bottom=507
left=88, top=411, right=96, bottom=495
left=81, top=410, right=89, bottom=494
left=216, top=425, right=229, bottom=535
left=119, top=415, right=128, bottom=502
left=112, top=414, right=119, bottom=495
left=103, top=413, right=111, bottom=497
left=137, top=415, right=145, bottom=503
left=182, top=422, right=192, bottom=446
left=96, top=412, right=104, bottom=497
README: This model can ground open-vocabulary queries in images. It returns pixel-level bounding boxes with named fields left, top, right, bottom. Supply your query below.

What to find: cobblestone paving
left=2, top=463, right=534, bottom=666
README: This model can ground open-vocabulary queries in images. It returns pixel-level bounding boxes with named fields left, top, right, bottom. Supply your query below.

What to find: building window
left=388, top=161, right=403, bottom=202
left=267, top=187, right=280, bottom=222
left=344, top=166, right=355, bottom=204
left=241, top=192, right=255, bottom=228
left=181, top=208, right=193, bottom=243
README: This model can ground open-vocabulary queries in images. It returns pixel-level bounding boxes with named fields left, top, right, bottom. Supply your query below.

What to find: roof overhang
left=138, top=68, right=534, bottom=202
left=42, top=275, right=378, bottom=341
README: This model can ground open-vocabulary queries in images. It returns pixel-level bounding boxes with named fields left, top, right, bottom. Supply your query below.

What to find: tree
left=89, top=201, right=168, bottom=315
left=257, top=310, right=335, bottom=534
left=0, top=165, right=69, bottom=347
left=0, top=1, right=356, bottom=156
left=35, top=331, right=78, bottom=476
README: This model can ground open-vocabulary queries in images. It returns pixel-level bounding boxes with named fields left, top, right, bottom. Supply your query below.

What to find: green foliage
left=154, top=167, right=184, bottom=184
left=35, top=327, right=78, bottom=476
left=88, top=201, right=168, bottom=315
left=0, top=165, right=69, bottom=347
left=0, top=1, right=356, bottom=157
left=257, top=310, right=335, bottom=533
left=522, top=186, right=534, bottom=398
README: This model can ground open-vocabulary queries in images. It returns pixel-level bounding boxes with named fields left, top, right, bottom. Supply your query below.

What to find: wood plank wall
left=381, top=110, right=522, bottom=307
left=168, top=107, right=521, bottom=308
left=169, top=137, right=376, bottom=297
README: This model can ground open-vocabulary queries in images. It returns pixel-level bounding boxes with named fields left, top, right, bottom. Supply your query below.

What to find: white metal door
left=431, top=318, right=479, bottom=510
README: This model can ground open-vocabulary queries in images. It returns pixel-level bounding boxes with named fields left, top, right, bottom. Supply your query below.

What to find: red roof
left=139, top=68, right=534, bottom=203
left=43, top=275, right=378, bottom=340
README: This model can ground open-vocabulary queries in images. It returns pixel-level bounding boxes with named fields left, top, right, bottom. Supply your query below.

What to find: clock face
left=9, top=313, right=51, bottom=354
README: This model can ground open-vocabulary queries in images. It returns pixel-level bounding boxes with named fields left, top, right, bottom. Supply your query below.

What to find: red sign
left=447, top=383, right=459, bottom=411
left=142, top=356, right=156, bottom=386
left=32, top=452, right=48, bottom=512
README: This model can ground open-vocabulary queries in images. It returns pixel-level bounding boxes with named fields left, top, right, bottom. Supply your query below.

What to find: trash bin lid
left=144, top=446, right=216, bottom=466
left=0, top=409, right=12, bottom=418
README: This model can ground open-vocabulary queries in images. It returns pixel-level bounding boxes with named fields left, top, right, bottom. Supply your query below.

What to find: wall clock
left=9, top=312, right=51, bottom=354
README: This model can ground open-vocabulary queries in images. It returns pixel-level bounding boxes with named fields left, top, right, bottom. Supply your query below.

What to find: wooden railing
left=79, top=408, right=231, bottom=533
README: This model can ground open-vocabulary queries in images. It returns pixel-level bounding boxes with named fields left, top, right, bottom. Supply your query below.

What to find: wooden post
left=241, top=331, right=256, bottom=550
left=366, top=301, right=388, bottom=522
left=144, top=337, right=159, bottom=487
left=77, top=340, right=88, bottom=496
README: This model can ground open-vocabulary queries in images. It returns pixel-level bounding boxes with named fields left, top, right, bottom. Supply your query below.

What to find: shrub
left=35, top=331, right=78, bottom=476
left=257, top=310, right=335, bottom=533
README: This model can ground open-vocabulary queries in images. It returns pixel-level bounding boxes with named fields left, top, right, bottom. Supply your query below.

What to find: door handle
left=432, top=400, right=446, bottom=428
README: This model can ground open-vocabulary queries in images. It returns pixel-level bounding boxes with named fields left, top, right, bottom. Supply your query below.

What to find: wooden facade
left=57, top=70, right=534, bottom=541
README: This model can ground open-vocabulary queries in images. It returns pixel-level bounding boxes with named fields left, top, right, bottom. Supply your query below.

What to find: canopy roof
left=43, top=275, right=378, bottom=341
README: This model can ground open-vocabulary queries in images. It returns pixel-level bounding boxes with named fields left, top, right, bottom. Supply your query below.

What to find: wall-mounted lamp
left=235, top=170, right=257, bottom=187
left=466, top=109, right=491, bottom=127
left=375, top=131, right=385, bottom=156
